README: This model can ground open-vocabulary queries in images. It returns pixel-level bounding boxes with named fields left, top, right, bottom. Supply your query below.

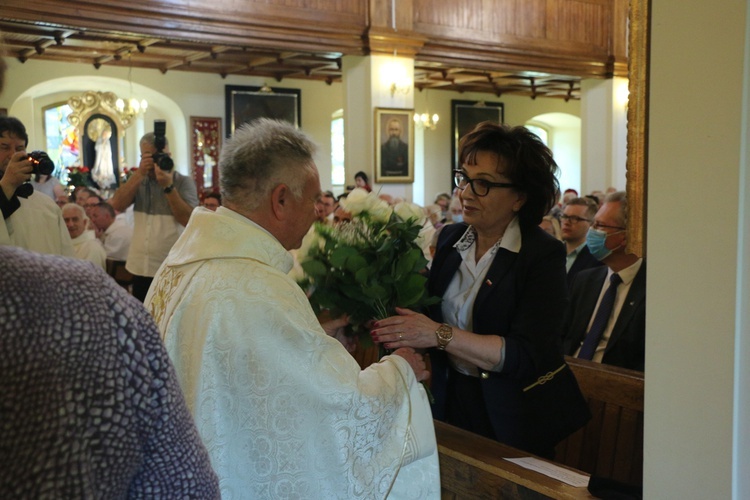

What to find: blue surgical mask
left=452, top=213, right=464, bottom=224
left=586, top=228, right=623, bottom=261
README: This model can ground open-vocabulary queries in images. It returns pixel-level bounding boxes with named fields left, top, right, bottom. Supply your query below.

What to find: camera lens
left=153, top=153, right=174, bottom=172
left=28, top=151, right=54, bottom=176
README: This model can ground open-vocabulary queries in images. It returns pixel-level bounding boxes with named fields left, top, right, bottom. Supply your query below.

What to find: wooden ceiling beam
left=246, top=55, right=279, bottom=69
left=0, top=12, right=587, bottom=99
left=210, top=46, right=232, bottom=58
left=136, top=39, right=163, bottom=53
left=161, top=50, right=218, bottom=71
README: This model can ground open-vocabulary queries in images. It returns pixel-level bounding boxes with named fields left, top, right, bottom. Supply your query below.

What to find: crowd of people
left=1, top=102, right=646, bottom=495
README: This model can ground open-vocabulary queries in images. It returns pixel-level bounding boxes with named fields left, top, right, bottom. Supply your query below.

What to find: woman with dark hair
left=372, top=122, right=589, bottom=457
left=354, top=170, right=372, bottom=192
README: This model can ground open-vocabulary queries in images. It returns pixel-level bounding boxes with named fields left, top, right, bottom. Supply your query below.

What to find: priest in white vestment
left=146, top=119, right=439, bottom=500
left=0, top=117, right=74, bottom=257
left=63, top=203, right=107, bottom=270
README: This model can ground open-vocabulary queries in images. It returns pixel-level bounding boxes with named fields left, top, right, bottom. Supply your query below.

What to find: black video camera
left=152, top=120, right=174, bottom=172
left=28, top=150, right=55, bottom=176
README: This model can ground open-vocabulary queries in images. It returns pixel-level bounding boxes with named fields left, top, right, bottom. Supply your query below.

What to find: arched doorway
left=525, top=112, right=581, bottom=195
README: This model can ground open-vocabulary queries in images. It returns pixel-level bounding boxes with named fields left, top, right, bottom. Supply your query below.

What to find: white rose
left=340, top=188, right=370, bottom=216
left=394, top=201, right=426, bottom=224
left=368, top=199, right=394, bottom=223
left=297, top=225, right=322, bottom=262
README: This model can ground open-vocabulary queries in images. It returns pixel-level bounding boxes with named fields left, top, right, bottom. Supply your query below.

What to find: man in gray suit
left=562, top=191, right=645, bottom=371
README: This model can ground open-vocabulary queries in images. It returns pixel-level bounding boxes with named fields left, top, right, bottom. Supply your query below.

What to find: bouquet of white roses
left=298, top=188, right=439, bottom=344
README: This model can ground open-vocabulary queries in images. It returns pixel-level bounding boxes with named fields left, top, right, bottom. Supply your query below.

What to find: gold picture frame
left=374, top=108, right=414, bottom=183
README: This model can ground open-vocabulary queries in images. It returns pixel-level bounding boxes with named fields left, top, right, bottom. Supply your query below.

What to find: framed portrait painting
left=451, top=100, right=504, bottom=175
left=374, top=108, right=414, bottom=183
left=225, top=85, right=301, bottom=137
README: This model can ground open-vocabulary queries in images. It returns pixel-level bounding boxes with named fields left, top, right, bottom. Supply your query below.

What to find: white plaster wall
left=551, top=125, right=583, bottom=195
left=525, top=112, right=582, bottom=195
left=1, top=58, right=343, bottom=189
left=611, top=77, right=628, bottom=192
left=646, top=0, right=747, bottom=497
left=2, top=56, right=586, bottom=207
left=414, top=89, right=582, bottom=207
left=581, top=78, right=625, bottom=195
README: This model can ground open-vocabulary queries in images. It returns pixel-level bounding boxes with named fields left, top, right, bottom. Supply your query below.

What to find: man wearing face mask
left=561, top=191, right=646, bottom=371
left=447, top=195, right=463, bottom=223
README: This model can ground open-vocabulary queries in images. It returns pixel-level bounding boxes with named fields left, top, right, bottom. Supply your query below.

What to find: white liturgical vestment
left=71, top=230, right=106, bottom=270
left=0, top=191, right=74, bottom=257
left=146, top=207, right=439, bottom=500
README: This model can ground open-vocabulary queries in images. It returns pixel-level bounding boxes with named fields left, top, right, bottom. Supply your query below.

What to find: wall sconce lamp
left=414, top=112, right=439, bottom=130
left=381, top=51, right=412, bottom=98
left=390, top=80, right=412, bottom=97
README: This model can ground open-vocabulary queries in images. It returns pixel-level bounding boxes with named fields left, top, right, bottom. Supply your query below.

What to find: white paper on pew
left=503, top=457, right=590, bottom=488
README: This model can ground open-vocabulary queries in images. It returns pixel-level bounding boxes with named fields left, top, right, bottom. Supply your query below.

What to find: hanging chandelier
left=414, top=111, right=439, bottom=130
left=116, top=51, right=148, bottom=119
left=414, top=89, right=439, bottom=130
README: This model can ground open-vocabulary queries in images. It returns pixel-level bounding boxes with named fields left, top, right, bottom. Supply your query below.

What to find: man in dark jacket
left=562, top=192, right=645, bottom=371
left=561, top=196, right=603, bottom=289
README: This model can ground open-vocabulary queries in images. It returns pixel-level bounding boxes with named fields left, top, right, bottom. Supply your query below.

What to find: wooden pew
left=554, top=357, right=645, bottom=486
left=435, top=358, right=643, bottom=498
left=355, top=346, right=643, bottom=494
left=437, top=421, right=595, bottom=500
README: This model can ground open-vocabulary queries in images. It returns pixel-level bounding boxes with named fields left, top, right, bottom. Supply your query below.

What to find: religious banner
left=190, top=117, right=222, bottom=198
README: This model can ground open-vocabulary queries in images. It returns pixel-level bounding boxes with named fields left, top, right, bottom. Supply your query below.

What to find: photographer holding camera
left=109, top=122, right=198, bottom=301
left=0, top=116, right=74, bottom=257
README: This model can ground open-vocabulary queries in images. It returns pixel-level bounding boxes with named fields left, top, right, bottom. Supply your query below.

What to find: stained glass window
left=43, top=103, right=80, bottom=180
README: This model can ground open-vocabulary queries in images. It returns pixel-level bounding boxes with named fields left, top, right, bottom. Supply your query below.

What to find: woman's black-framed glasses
left=453, top=170, right=518, bottom=197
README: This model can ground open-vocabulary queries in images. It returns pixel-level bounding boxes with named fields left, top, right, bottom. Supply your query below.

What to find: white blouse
left=440, top=217, right=522, bottom=375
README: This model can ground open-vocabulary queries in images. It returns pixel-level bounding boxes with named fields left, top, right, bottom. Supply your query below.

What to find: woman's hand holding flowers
left=371, top=307, right=441, bottom=350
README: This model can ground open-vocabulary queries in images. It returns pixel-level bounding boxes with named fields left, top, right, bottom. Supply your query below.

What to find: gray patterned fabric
left=0, top=246, right=219, bottom=499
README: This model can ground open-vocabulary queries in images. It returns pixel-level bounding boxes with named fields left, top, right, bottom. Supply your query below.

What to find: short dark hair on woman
left=458, top=121, right=560, bottom=229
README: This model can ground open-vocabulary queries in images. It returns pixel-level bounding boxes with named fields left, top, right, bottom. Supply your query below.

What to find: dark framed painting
left=451, top=100, right=504, bottom=175
left=374, top=107, right=414, bottom=183
left=225, top=85, right=301, bottom=137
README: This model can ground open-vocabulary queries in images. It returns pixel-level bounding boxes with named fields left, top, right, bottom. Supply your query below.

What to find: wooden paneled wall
left=7, top=0, right=627, bottom=79
left=412, top=0, right=628, bottom=77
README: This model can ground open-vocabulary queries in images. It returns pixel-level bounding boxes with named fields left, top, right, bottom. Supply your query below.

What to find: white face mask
left=452, top=213, right=464, bottom=224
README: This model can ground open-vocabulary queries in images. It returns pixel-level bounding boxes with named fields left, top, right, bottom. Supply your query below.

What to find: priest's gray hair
left=219, top=118, right=317, bottom=211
